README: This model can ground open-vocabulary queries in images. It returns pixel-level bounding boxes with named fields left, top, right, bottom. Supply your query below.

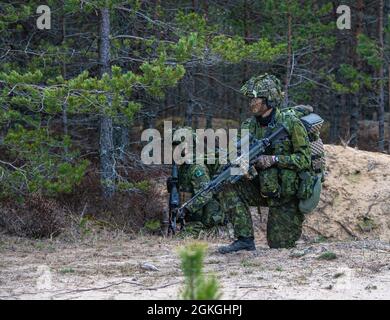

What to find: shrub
left=318, top=251, right=337, bottom=261
left=0, top=193, right=65, bottom=238
left=179, top=242, right=221, bottom=300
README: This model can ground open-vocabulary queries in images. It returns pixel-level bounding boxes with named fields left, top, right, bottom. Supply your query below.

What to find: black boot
left=218, top=237, right=256, bottom=254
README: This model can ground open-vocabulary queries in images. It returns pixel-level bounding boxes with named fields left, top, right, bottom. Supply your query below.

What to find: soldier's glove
left=243, top=166, right=258, bottom=180
left=255, top=155, right=278, bottom=169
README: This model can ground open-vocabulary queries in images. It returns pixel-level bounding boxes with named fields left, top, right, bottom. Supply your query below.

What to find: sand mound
left=303, top=145, right=390, bottom=241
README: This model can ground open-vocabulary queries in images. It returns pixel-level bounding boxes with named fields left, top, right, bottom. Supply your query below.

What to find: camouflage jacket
left=241, top=108, right=311, bottom=198
left=178, top=163, right=214, bottom=213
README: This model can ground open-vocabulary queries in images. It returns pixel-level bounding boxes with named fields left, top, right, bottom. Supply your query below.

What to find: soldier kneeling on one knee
left=218, top=74, right=313, bottom=254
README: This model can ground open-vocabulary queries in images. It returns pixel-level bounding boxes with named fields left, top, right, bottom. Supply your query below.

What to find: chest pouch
left=280, top=169, right=299, bottom=197
left=259, top=167, right=280, bottom=198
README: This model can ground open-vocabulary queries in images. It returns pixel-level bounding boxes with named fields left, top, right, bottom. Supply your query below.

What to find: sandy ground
left=303, top=145, right=390, bottom=241
left=0, top=146, right=390, bottom=299
left=0, top=233, right=389, bottom=300
left=1, top=145, right=390, bottom=300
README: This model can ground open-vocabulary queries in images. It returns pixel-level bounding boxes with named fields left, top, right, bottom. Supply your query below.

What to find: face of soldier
left=249, top=97, right=269, bottom=116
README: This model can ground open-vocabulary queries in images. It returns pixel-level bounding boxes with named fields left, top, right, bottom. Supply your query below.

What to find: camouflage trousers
left=187, top=197, right=225, bottom=228
left=218, top=178, right=304, bottom=249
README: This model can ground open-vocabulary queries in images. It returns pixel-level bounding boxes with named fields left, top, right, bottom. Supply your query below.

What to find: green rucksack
left=284, top=105, right=326, bottom=214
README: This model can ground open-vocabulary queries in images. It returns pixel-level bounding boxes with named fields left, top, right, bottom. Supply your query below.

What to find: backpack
left=284, top=105, right=326, bottom=213
left=287, top=105, right=326, bottom=179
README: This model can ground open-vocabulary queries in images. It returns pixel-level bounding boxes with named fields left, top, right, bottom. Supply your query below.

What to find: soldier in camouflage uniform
left=172, top=128, right=225, bottom=230
left=218, top=74, right=312, bottom=253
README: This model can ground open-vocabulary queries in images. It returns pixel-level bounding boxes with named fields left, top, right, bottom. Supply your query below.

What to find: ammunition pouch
left=297, top=172, right=322, bottom=214
left=202, top=200, right=225, bottom=227
left=259, top=167, right=280, bottom=198
left=297, top=171, right=315, bottom=200
left=280, top=169, right=298, bottom=197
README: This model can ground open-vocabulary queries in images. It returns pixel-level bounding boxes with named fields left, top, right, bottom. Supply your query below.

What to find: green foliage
left=357, top=34, right=382, bottom=69
left=0, top=3, right=31, bottom=31
left=0, top=43, right=184, bottom=199
left=211, top=36, right=285, bottom=63
left=318, top=251, right=338, bottom=261
left=179, top=242, right=221, bottom=300
left=59, top=267, right=76, bottom=274
left=79, top=216, right=92, bottom=236
left=140, top=54, right=186, bottom=96
left=117, top=180, right=151, bottom=192
left=313, top=235, right=328, bottom=243
left=1, top=125, right=89, bottom=197
left=0, top=0, right=381, bottom=204
left=172, top=33, right=204, bottom=62
left=357, top=216, right=377, bottom=232
left=326, top=64, right=372, bottom=95
left=144, top=219, right=161, bottom=232
left=175, top=11, right=208, bottom=36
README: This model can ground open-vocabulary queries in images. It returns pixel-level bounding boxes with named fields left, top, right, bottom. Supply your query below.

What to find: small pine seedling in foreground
left=179, top=242, right=221, bottom=300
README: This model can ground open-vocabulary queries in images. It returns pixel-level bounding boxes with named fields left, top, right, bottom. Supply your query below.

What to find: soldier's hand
left=255, top=155, right=277, bottom=169
left=243, top=171, right=252, bottom=180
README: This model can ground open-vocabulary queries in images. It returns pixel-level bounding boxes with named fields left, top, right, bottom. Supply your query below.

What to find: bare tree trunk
left=386, top=0, right=390, bottom=152
left=330, top=1, right=341, bottom=144
left=185, top=99, right=193, bottom=127
left=206, top=113, right=213, bottom=128
left=61, top=6, right=68, bottom=155
left=193, top=113, right=199, bottom=128
left=349, top=0, right=364, bottom=148
left=203, top=0, right=209, bottom=21
left=388, top=64, right=390, bottom=153
left=99, top=7, right=116, bottom=198
left=378, top=0, right=385, bottom=152
left=184, top=68, right=195, bottom=127
left=62, top=15, right=68, bottom=158
left=284, top=2, right=292, bottom=107
left=192, top=0, right=199, bottom=12
left=240, top=1, right=250, bottom=123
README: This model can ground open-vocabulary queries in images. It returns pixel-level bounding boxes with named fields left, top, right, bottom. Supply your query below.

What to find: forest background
left=0, top=0, right=389, bottom=237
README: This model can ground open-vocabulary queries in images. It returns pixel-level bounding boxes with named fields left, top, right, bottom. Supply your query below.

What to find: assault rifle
left=166, top=125, right=288, bottom=234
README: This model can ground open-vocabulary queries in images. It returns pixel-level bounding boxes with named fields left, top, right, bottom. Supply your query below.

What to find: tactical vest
left=242, top=106, right=325, bottom=213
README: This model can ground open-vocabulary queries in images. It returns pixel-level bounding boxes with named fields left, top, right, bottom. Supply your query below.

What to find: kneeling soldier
left=218, top=74, right=312, bottom=253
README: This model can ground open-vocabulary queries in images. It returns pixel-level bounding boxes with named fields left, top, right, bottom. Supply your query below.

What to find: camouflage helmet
left=240, top=74, right=284, bottom=107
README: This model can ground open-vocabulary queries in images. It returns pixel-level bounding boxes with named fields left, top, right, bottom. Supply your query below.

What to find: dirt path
left=0, top=234, right=389, bottom=300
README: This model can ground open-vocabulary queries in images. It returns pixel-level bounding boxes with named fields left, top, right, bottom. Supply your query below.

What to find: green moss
left=358, top=217, right=376, bottom=232
left=144, top=219, right=161, bottom=232
left=59, top=268, right=75, bottom=274
left=318, top=251, right=337, bottom=261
